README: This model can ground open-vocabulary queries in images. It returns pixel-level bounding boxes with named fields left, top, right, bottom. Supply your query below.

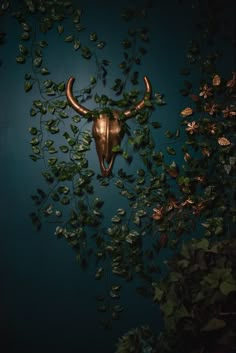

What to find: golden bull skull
left=66, top=76, right=152, bottom=176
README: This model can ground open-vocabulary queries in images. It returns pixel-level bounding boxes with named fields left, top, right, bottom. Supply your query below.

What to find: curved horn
left=66, top=77, right=91, bottom=116
left=124, top=76, right=152, bottom=118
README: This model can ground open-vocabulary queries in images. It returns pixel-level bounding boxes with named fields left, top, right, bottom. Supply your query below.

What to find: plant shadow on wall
left=3, top=0, right=236, bottom=352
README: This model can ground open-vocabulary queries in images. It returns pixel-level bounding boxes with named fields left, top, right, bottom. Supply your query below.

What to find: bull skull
left=66, top=76, right=151, bottom=176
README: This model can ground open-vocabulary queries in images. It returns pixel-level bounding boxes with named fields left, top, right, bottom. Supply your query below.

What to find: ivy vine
left=2, top=0, right=235, bottom=352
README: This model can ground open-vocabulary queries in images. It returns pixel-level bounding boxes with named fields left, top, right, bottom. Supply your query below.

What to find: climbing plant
left=2, top=0, right=235, bottom=351
left=115, top=0, right=236, bottom=352
left=11, top=0, right=166, bottom=326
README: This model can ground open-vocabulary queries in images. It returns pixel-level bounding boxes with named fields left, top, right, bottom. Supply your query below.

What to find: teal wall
left=0, top=1, right=235, bottom=353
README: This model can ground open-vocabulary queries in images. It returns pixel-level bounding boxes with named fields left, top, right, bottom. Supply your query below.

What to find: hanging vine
left=115, top=1, right=236, bottom=352
left=2, top=0, right=235, bottom=351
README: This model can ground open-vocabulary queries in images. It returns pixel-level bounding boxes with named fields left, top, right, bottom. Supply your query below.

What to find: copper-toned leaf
left=218, top=137, right=231, bottom=146
left=189, top=94, right=200, bottom=102
left=185, top=121, right=199, bottom=134
left=194, top=175, right=205, bottom=183
left=152, top=207, right=163, bottom=221
left=184, top=152, right=192, bottom=162
left=199, top=84, right=213, bottom=99
left=226, top=72, right=236, bottom=88
left=166, top=167, right=179, bottom=178
left=212, top=74, right=221, bottom=86
left=180, top=107, right=193, bottom=117
left=202, top=148, right=211, bottom=157
left=181, top=198, right=194, bottom=206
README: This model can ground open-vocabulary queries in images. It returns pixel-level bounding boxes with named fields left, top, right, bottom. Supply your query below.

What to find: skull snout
left=92, top=114, right=123, bottom=176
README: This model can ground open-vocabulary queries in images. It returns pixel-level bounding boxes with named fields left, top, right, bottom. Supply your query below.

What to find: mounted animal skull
left=66, top=76, right=152, bottom=176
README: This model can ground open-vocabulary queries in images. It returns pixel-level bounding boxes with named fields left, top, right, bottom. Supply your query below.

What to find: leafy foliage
left=4, top=0, right=236, bottom=351
left=153, top=238, right=236, bottom=353
left=115, top=326, right=156, bottom=353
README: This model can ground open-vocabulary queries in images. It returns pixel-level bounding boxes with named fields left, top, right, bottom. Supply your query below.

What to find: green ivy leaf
left=21, top=22, right=30, bottom=32
left=48, top=147, right=57, bottom=154
left=151, top=121, right=161, bottom=129
left=70, top=124, right=79, bottom=134
left=61, top=196, right=70, bottom=205
left=48, top=158, right=58, bottom=166
left=72, top=115, right=81, bottom=123
left=90, top=32, right=97, bottom=41
left=166, top=146, right=176, bottom=155
left=59, top=111, right=68, bottom=119
left=112, top=145, right=122, bottom=153
left=35, top=48, right=42, bottom=57
left=30, top=154, right=40, bottom=161
left=21, top=32, right=30, bottom=40
left=64, top=35, right=74, bottom=42
left=136, top=209, right=146, bottom=217
left=33, top=100, right=43, bottom=108
left=40, top=67, right=50, bottom=75
left=32, top=146, right=40, bottom=154
left=16, top=55, right=25, bottom=64
left=24, top=73, right=31, bottom=80
left=54, top=100, right=67, bottom=109
left=153, top=284, right=164, bottom=302
left=30, top=138, right=39, bottom=146
left=192, top=291, right=205, bottom=303
left=58, top=186, right=70, bottom=194
left=93, top=198, right=104, bottom=209
left=51, top=192, right=60, bottom=201
left=195, top=238, right=209, bottom=250
left=97, top=41, right=105, bottom=49
left=81, top=47, right=92, bottom=59
left=59, top=145, right=69, bottom=153
left=144, top=99, right=152, bottom=107
left=29, top=127, right=38, bottom=135
left=39, top=40, right=48, bottom=48
left=30, top=108, right=37, bottom=116
left=177, top=259, right=190, bottom=269
left=73, top=40, right=81, bottom=50
left=161, top=300, right=176, bottom=317
left=48, top=104, right=55, bottom=114
left=137, top=169, right=145, bottom=176
left=19, top=44, right=28, bottom=55
left=63, top=132, right=75, bottom=146
left=46, top=87, right=56, bottom=96
left=165, top=130, right=174, bottom=138
left=44, top=140, right=54, bottom=148
left=175, top=305, right=191, bottom=320
left=33, top=57, right=42, bottom=67
left=122, top=151, right=130, bottom=161
left=117, top=208, right=126, bottom=216
left=58, top=82, right=65, bottom=92
left=220, top=280, right=236, bottom=296
left=115, top=180, right=124, bottom=189
left=112, top=215, right=121, bottom=223
left=43, top=79, right=53, bottom=88
left=201, top=318, right=226, bottom=331
left=57, top=25, right=64, bottom=34
left=133, top=214, right=140, bottom=226
left=24, top=81, right=32, bottom=92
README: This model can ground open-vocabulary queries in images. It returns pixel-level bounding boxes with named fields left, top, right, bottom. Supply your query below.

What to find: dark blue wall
left=0, top=1, right=235, bottom=353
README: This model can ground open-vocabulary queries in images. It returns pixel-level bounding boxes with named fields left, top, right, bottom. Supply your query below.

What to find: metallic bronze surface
left=66, top=76, right=152, bottom=176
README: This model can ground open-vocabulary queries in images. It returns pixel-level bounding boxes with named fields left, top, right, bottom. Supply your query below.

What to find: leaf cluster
left=153, top=238, right=236, bottom=353
left=8, top=0, right=236, bottom=344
